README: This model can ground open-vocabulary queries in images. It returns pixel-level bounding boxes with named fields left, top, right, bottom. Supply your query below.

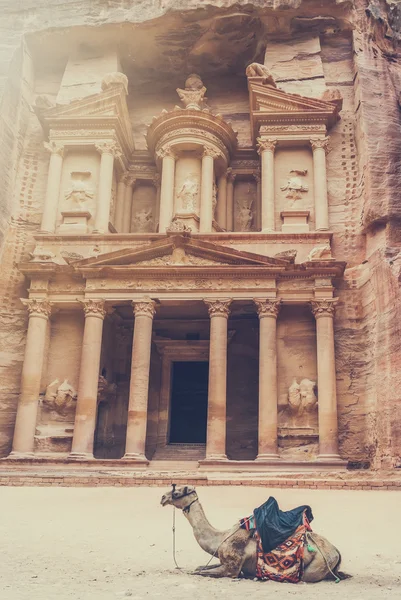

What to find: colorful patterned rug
left=240, top=515, right=310, bottom=583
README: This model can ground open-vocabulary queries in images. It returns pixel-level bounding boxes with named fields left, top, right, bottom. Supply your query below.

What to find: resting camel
left=161, top=485, right=347, bottom=582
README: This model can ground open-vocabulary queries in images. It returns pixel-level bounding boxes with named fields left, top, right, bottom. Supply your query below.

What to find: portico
left=12, top=233, right=346, bottom=469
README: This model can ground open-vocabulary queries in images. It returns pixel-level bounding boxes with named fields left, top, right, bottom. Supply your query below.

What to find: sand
left=0, top=486, right=400, bottom=599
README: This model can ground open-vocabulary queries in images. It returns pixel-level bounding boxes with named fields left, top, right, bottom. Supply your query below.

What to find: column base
left=317, top=453, right=345, bottom=462
left=255, top=453, right=280, bottom=461
left=68, top=452, right=94, bottom=460
left=199, top=454, right=228, bottom=466
left=8, top=451, right=35, bottom=459
left=261, top=228, right=275, bottom=234
left=122, top=453, right=149, bottom=465
left=92, top=229, right=105, bottom=235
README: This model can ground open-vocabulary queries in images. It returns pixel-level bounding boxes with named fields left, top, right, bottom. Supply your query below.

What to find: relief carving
left=307, top=245, right=332, bottom=261
left=97, top=375, right=117, bottom=404
left=281, top=170, right=309, bottom=206
left=43, top=378, right=77, bottom=416
left=64, top=171, right=94, bottom=209
left=29, top=247, right=56, bottom=262
left=176, top=74, right=207, bottom=110
left=288, top=378, right=317, bottom=417
left=176, top=174, right=199, bottom=212
left=245, top=63, right=276, bottom=87
left=133, top=208, right=154, bottom=233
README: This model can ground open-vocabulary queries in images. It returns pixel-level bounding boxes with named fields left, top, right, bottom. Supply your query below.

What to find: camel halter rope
left=170, top=483, right=250, bottom=573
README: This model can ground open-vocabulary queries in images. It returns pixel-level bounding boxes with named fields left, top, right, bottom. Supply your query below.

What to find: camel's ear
left=184, top=485, right=195, bottom=494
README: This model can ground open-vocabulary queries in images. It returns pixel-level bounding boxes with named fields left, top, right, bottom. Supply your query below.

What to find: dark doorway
left=169, top=361, right=209, bottom=443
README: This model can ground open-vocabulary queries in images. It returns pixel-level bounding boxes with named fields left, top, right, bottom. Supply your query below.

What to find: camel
left=161, top=485, right=347, bottom=582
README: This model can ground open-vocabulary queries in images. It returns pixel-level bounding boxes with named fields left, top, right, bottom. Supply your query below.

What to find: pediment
left=248, top=79, right=341, bottom=143
left=72, top=235, right=291, bottom=270
left=36, top=78, right=134, bottom=155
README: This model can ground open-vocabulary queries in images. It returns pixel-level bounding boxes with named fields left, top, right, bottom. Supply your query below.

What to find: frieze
left=260, top=125, right=326, bottom=133
left=86, top=278, right=275, bottom=291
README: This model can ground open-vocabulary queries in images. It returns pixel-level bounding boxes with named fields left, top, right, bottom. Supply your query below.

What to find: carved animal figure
left=245, top=63, right=276, bottom=87
left=161, top=485, right=345, bottom=581
left=307, top=245, right=332, bottom=261
left=43, top=378, right=77, bottom=415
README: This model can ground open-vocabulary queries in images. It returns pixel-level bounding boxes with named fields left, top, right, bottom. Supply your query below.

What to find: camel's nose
left=161, top=495, right=167, bottom=505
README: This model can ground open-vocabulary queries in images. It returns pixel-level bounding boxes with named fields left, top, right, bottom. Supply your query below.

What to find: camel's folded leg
left=194, top=563, right=221, bottom=572
left=193, top=564, right=231, bottom=578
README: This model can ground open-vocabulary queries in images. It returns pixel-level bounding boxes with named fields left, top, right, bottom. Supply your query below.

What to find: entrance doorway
left=169, top=361, right=209, bottom=443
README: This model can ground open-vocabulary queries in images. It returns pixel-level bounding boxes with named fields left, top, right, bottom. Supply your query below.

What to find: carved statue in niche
left=281, top=170, right=308, bottom=207
left=43, top=379, right=77, bottom=416
left=167, top=218, right=192, bottom=233
left=64, top=171, right=94, bottom=209
left=235, top=181, right=255, bottom=231
left=133, top=208, right=154, bottom=232
left=176, top=174, right=199, bottom=212
left=176, top=74, right=207, bottom=111
left=288, top=378, right=317, bottom=417
left=98, top=375, right=117, bottom=404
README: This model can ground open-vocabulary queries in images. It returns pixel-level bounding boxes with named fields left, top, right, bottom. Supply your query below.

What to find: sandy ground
left=0, top=486, right=400, bottom=600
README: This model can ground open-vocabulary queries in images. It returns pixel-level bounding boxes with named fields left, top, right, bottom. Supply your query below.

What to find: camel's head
left=160, top=484, right=198, bottom=510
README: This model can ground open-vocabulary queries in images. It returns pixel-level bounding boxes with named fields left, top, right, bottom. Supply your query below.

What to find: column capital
left=81, top=299, right=107, bottom=319
left=133, top=299, right=156, bottom=319
left=204, top=298, right=232, bottom=318
left=252, top=171, right=261, bottom=183
left=21, top=298, right=52, bottom=319
left=310, top=299, right=337, bottom=318
left=156, top=145, right=176, bottom=160
left=44, top=141, right=64, bottom=157
left=254, top=298, right=281, bottom=319
left=310, top=137, right=330, bottom=153
left=125, top=174, right=137, bottom=187
left=95, top=141, right=121, bottom=158
left=226, top=167, right=237, bottom=183
left=257, top=137, right=278, bottom=155
left=202, top=145, right=221, bottom=160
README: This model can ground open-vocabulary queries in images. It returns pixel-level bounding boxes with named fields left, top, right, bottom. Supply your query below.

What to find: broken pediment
left=70, top=235, right=291, bottom=270
left=248, top=78, right=341, bottom=144
left=35, top=72, right=134, bottom=158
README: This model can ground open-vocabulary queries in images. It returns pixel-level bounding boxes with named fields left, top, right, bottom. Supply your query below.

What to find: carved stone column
left=253, top=172, right=261, bottom=231
left=200, top=146, right=219, bottom=233
left=311, top=300, right=341, bottom=460
left=10, top=299, right=52, bottom=457
left=114, top=173, right=127, bottom=233
left=158, top=146, right=176, bottom=232
left=226, top=169, right=236, bottom=232
left=204, top=299, right=232, bottom=460
left=40, top=142, right=64, bottom=233
left=311, top=137, right=330, bottom=231
left=254, top=299, right=281, bottom=460
left=94, top=141, right=119, bottom=233
left=122, top=176, right=136, bottom=233
left=124, top=299, right=156, bottom=461
left=257, top=138, right=277, bottom=232
left=69, top=300, right=106, bottom=459
left=216, top=172, right=227, bottom=229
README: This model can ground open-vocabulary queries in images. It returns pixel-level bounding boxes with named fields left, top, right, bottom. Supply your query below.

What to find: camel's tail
left=332, top=551, right=352, bottom=581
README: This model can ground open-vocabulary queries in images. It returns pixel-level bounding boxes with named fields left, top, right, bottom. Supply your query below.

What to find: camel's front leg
left=194, top=563, right=222, bottom=572
left=193, top=564, right=232, bottom=578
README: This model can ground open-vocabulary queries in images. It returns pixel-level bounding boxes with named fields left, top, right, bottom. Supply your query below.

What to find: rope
left=306, top=532, right=340, bottom=583
left=172, top=506, right=182, bottom=570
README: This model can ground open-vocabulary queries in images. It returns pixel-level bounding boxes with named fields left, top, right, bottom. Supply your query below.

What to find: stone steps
left=151, top=444, right=206, bottom=461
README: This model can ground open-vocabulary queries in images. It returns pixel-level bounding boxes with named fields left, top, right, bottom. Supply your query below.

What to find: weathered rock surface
left=0, top=0, right=401, bottom=467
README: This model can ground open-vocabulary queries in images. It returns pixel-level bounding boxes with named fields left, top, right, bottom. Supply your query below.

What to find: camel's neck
left=182, top=500, right=228, bottom=556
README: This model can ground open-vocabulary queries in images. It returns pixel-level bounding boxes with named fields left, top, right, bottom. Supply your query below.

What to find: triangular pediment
left=248, top=79, right=341, bottom=143
left=36, top=79, right=134, bottom=155
left=71, top=235, right=291, bottom=270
